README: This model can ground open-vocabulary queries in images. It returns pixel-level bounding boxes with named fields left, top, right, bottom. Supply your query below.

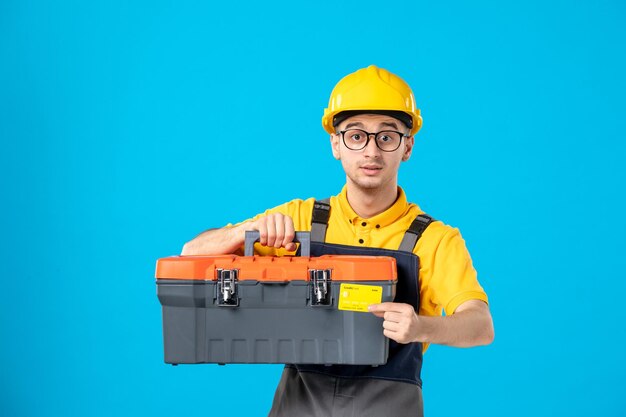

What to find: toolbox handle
left=244, top=231, right=311, bottom=257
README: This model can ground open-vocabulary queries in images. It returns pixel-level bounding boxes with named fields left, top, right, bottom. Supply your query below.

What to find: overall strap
left=311, top=199, right=331, bottom=243
left=398, top=214, right=435, bottom=253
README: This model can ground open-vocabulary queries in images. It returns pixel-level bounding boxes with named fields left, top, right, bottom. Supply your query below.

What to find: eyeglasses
left=339, top=129, right=407, bottom=152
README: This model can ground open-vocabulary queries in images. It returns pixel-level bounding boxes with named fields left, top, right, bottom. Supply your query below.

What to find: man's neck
left=345, top=182, right=399, bottom=218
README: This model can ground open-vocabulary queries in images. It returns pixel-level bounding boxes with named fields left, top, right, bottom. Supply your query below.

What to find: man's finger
left=368, top=302, right=407, bottom=313
left=383, top=329, right=399, bottom=342
left=283, top=216, right=295, bottom=248
left=370, top=310, right=385, bottom=318
left=274, top=215, right=285, bottom=248
left=382, top=320, right=400, bottom=331
left=266, top=215, right=276, bottom=247
left=257, top=220, right=268, bottom=245
left=384, top=311, right=402, bottom=323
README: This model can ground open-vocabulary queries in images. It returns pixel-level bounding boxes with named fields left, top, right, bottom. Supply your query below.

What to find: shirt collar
left=336, top=185, right=412, bottom=228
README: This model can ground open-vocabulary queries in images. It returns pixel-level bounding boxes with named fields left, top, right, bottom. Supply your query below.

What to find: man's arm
left=368, top=299, right=494, bottom=347
left=181, top=213, right=297, bottom=255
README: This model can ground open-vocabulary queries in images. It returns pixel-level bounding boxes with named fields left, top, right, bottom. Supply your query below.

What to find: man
left=182, top=65, right=494, bottom=417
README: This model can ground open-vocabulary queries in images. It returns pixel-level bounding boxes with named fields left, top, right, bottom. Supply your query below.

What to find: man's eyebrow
left=380, top=121, right=399, bottom=130
left=344, top=122, right=365, bottom=129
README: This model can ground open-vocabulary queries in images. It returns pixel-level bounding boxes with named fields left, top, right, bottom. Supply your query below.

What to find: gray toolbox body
left=156, top=232, right=397, bottom=365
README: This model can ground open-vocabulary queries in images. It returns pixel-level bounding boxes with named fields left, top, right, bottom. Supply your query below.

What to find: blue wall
left=2, top=1, right=625, bottom=416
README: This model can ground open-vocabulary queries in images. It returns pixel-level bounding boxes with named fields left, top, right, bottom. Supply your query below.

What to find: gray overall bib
left=268, top=200, right=434, bottom=417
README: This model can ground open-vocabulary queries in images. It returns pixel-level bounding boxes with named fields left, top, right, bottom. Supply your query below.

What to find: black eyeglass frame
left=338, top=129, right=408, bottom=152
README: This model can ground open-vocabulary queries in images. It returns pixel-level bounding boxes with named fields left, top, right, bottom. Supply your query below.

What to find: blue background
left=2, top=1, right=625, bottom=416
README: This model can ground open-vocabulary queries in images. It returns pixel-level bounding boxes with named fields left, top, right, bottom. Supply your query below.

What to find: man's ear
left=402, top=136, right=415, bottom=161
left=330, top=134, right=341, bottom=160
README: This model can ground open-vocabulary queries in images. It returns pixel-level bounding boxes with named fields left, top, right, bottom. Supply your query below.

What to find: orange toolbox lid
left=155, top=255, right=397, bottom=282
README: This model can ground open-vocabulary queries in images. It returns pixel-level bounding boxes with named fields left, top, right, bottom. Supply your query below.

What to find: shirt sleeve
left=419, top=227, right=488, bottom=316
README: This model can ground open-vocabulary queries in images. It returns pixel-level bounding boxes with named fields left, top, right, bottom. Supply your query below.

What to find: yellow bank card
left=337, top=283, right=383, bottom=312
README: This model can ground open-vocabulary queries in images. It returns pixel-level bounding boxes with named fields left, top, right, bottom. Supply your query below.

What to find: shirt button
left=361, top=222, right=367, bottom=227
left=359, top=239, right=364, bottom=244
left=375, top=224, right=380, bottom=229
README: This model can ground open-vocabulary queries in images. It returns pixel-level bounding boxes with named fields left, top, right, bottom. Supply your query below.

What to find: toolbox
left=156, top=231, right=397, bottom=365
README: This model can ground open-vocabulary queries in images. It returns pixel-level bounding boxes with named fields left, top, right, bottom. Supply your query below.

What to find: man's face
left=330, top=114, right=414, bottom=192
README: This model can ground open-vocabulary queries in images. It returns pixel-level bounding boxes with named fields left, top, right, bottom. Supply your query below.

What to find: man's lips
left=360, top=165, right=383, bottom=175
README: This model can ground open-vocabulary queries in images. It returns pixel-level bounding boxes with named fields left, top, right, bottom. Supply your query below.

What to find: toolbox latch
left=216, top=269, right=239, bottom=307
left=309, top=269, right=332, bottom=306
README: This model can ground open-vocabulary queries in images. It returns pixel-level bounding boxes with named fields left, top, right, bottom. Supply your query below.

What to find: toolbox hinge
left=309, top=269, right=332, bottom=306
left=216, top=268, right=239, bottom=307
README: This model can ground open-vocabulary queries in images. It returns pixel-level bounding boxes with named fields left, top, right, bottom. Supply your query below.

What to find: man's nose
left=363, top=134, right=381, bottom=157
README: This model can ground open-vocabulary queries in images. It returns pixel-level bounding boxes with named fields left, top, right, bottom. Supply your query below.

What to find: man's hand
left=249, top=213, right=297, bottom=252
left=368, top=302, right=424, bottom=344
left=181, top=213, right=297, bottom=255
left=368, top=300, right=494, bottom=347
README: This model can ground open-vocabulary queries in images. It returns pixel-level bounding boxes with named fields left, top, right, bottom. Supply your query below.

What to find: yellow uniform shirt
left=237, top=186, right=488, bottom=351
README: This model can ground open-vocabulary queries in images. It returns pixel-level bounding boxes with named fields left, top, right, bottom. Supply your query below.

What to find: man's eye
left=350, top=134, right=363, bottom=141
left=379, top=135, right=392, bottom=142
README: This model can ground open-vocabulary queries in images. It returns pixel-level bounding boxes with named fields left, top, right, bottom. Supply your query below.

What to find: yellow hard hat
left=322, top=65, right=423, bottom=136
